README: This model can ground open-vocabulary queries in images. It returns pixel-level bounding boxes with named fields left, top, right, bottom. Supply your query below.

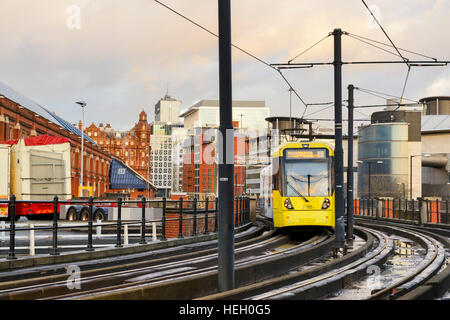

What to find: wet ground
left=323, top=235, right=426, bottom=300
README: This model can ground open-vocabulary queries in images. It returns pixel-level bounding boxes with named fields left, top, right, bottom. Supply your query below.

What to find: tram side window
left=272, top=172, right=279, bottom=190
left=272, top=158, right=281, bottom=191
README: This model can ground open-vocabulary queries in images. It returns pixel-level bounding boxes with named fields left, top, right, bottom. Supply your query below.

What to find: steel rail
left=56, top=232, right=330, bottom=300
left=0, top=225, right=273, bottom=298
left=356, top=221, right=446, bottom=300
left=248, top=227, right=390, bottom=300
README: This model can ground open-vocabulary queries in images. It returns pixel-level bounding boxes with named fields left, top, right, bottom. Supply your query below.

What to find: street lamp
left=76, top=101, right=87, bottom=197
left=357, top=160, right=383, bottom=199
left=397, top=182, right=406, bottom=199
left=409, top=153, right=431, bottom=200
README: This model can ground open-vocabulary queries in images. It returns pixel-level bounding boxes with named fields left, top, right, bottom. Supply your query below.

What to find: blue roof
left=109, top=158, right=155, bottom=190
left=0, top=81, right=97, bottom=145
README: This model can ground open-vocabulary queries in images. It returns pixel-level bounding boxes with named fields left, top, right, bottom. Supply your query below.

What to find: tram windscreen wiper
left=286, top=177, right=309, bottom=202
left=307, top=174, right=311, bottom=197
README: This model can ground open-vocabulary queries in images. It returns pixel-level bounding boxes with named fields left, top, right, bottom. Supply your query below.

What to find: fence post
left=124, top=224, right=129, bottom=246
left=233, top=197, right=239, bottom=227
left=246, top=197, right=250, bottom=223
left=214, top=197, right=218, bottom=232
left=50, top=195, right=60, bottom=256
left=241, top=196, right=245, bottom=225
left=446, top=200, right=448, bottom=225
left=204, top=198, right=209, bottom=234
left=178, top=197, right=183, bottom=238
left=193, top=197, right=198, bottom=236
left=436, top=199, right=440, bottom=224
left=86, top=196, right=94, bottom=251
left=376, top=198, right=382, bottom=220
left=419, top=198, right=427, bottom=225
left=7, top=195, right=17, bottom=260
left=116, top=197, right=122, bottom=247
left=140, top=197, right=147, bottom=244
left=160, top=197, right=166, bottom=241
left=152, top=222, right=157, bottom=241
left=96, top=220, right=102, bottom=237
left=29, top=223, right=35, bottom=256
left=1, top=221, right=5, bottom=241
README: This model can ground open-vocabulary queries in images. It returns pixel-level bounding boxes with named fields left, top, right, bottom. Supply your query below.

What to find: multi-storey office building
left=179, top=99, right=269, bottom=199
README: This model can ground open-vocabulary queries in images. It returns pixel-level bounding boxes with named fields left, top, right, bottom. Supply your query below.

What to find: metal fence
left=353, top=198, right=449, bottom=225
left=0, top=195, right=251, bottom=259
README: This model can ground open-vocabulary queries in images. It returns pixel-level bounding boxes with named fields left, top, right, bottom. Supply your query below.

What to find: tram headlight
left=284, top=198, right=294, bottom=210
left=321, top=198, right=330, bottom=209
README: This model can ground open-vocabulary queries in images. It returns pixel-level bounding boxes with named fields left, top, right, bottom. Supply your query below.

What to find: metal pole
left=410, top=155, right=413, bottom=200
left=50, top=195, right=59, bottom=255
left=346, top=84, right=354, bottom=242
left=161, top=197, right=166, bottom=241
left=178, top=197, right=184, bottom=238
left=116, top=197, right=122, bottom=247
left=368, top=162, right=372, bottom=200
left=333, top=28, right=345, bottom=249
left=193, top=197, right=198, bottom=236
left=86, top=196, right=94, bottom=251
left=7, top=195, right=16, bottom=260
left=140, top=197, right=147, bottom=244
left=81, top=106, right=84, bottom=197
left=218, top=0, right=235, bottom=292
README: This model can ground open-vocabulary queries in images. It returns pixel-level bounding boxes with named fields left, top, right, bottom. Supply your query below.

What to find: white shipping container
left=0, top=144, right=10, bottom=217
left=10, top=139, right=71, bottom=201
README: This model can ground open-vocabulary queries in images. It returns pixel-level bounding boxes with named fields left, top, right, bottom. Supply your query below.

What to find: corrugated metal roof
left=422, top=115, right=450, bottom=132
left=109, top=158, right=155, bottom=190
left=0, top=81, right=97, bottom=145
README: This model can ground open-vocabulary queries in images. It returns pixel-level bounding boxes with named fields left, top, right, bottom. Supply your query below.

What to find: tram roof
left=272, top=141, right=334, bottom=157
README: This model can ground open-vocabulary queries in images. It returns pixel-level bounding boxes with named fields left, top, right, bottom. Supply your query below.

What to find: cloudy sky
left=0, top=0, right=449, bottom=130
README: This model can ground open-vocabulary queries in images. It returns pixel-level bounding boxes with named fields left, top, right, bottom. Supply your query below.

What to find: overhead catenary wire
left=345, top=32, right=437, bottom=61
left=361, top=0, right=410, bottom=67
left=345, top=33, right=405, bottom=59
left=153, top=0, right=311, bottom=115
left=288, top=33, right=332, bottom=64
left=361, top=0, right=413, bottom=104
left=355, top=86, right=421, bottom=104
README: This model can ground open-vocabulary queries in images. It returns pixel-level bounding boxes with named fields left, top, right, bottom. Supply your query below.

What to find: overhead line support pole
left=346, top=84, right=354, bottom=243
left=217, top=0, right=235, bottom=292
left=333, top=28, right=346, bottom=250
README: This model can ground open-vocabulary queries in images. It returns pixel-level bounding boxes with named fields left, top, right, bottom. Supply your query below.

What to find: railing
left=352, top=198, right=449, bottom=225
left=0, top=195, right=251, bottom=260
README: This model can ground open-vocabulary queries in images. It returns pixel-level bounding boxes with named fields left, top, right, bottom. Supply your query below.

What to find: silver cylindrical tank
left=358, top=123, right=409, bottom=198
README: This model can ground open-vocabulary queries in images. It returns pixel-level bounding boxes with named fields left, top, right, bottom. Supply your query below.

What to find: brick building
left=0, top=82, right=154, bottom=199
left=181, top=123, right=248, bottom=200
left=84, top=110, right=152, bottom=180
left=0, top=82, right=111, bottom=198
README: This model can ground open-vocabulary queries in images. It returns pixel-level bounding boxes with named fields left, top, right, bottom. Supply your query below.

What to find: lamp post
left=397, top=182, right=406, bottom=199
left=76, top=101, right=87, bottom=197
left=409, top=154, right=431, bottom=200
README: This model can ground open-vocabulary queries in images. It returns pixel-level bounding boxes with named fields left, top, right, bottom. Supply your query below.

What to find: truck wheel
left=94, top=209, right=105, bottom=221
left=67, top=208, right=78, bottom=221
left=80, top=208, right=90, bottom=221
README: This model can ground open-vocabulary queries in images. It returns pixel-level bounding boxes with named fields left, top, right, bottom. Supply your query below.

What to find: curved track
left=0, top=223, right=331, bottom=300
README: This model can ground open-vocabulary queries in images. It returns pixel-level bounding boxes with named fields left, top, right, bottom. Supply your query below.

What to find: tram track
left=3, top=217, right=447, bottom=300
left=200, top=226, right=389, bottom=300
left=67, top=229, right=332, bottom=300
left=201, top=221, right=449, bottom=300
left=355, top=218, right=450, bottom=300
left=0, top=223, right=332, bottom=300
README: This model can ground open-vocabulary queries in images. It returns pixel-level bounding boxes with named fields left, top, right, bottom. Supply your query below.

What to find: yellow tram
left=260, top=141, right=335, bottom=229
